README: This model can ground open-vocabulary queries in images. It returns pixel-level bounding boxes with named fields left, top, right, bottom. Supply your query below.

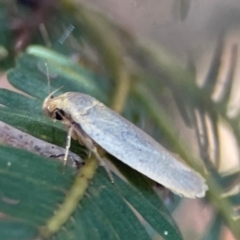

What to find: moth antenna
left=46, top=86, right=64, bottom=100
left=44, top=59, right=51, bottom=95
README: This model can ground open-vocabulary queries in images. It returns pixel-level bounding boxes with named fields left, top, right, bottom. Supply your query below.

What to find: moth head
left=42, top=88, right=67, bottom=121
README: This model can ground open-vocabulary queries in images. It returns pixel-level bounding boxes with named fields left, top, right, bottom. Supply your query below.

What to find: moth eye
left=54, top=109, right=65, bottom=121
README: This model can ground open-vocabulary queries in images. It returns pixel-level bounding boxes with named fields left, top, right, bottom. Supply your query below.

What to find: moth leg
left=73, top=123, right=114, bottom=183
left=63, top=126, right=73, bottom=165
left=90, top=148, right=114, bottom=183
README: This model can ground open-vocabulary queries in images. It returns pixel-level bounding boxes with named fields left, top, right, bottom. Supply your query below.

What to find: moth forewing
left=43, top=92, right=208, bottom=198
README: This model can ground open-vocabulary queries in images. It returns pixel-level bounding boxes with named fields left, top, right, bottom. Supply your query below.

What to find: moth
left=43, top=91, right=208, bottom=198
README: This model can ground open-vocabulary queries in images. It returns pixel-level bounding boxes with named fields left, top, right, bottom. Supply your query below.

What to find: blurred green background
left=0, top=0, right=240, bottom=239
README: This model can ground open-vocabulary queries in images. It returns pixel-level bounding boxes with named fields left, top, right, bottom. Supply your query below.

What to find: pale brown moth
left=43, top=91, right=208, bottom=198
